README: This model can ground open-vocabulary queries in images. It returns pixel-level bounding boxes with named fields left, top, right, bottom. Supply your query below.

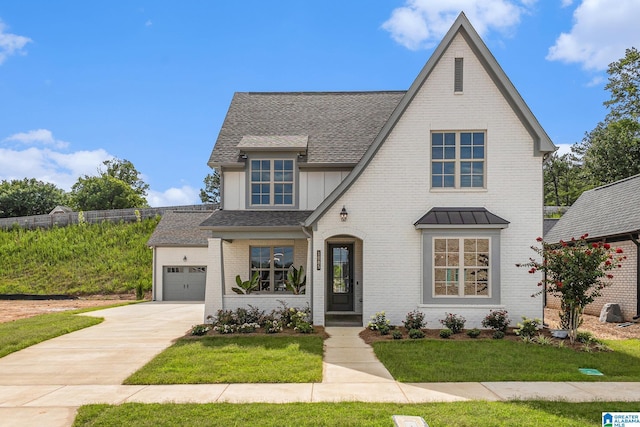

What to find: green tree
left=0, top=178, right=69, bottom=218
left=71, top=175, right=148, bottom=210
left=543, top=152, right=589, bottom=207
left=101, top=158, right=149, bottom=198
left=199, top=169, right=220, bottom=204
left=577, top=47, right=640, bottom=186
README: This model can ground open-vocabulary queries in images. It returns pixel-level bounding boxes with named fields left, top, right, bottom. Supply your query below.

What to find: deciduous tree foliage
left=70, top=158, right=149, bottom=210
left=0, top=178, right=69, bottom=218
left=543, top=153, right=588, bottom=207
left=199, top=169, right=220, bottom=204
left=577, top=47, right=640, bottom=186
left=71, top=175, right=148, bottom=210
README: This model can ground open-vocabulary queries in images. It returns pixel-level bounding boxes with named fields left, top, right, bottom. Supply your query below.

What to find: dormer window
left=250, top=159, right=294, bottom=206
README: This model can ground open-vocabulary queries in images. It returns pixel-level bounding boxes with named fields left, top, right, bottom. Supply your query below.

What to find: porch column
left=204, top=237, right=224, bottom=322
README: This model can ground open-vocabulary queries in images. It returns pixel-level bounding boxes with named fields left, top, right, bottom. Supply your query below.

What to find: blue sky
left=0, top=1, right=638, bottom=206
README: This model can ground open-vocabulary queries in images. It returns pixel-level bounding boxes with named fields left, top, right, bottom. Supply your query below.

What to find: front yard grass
left=124, top=335, right=324, bottom=384
left=372, top=339, right=640, bottom=382
left=0, top=311, right=103, bottom=358
left=73, top=401, right=639, bottom=427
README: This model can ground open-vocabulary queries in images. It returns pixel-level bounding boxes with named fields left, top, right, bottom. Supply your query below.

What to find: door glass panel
left=332, top=246, right=350, bottom=294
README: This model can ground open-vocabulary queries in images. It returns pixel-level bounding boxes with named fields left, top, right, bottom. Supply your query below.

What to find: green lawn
left=0, top=311, right=103, bottom=358
left=124, top=335, right=324, bottom=384
left=372, top=339, right=640, bottom=382
left=0, top=302, right=138, bottom=358
left=73, top=401, right=639, bottom=427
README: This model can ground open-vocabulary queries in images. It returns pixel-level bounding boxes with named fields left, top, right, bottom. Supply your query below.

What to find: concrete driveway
left=0, top=302, right=203, bottom=426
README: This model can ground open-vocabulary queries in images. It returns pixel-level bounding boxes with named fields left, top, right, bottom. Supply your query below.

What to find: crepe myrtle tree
left=518, top=234, right=626, bottom=343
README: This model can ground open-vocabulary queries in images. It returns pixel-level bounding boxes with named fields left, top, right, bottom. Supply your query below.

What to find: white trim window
left=433, top=237, right=490, bottom=297
left=250, top=246, right=294, bottom=293
left=250, top=159, right=294, bottom=206
left=431, top=131, right=485, bottom=188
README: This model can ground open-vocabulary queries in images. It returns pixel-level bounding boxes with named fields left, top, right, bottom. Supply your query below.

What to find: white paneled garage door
left=162, top=266, right=206, bottom=301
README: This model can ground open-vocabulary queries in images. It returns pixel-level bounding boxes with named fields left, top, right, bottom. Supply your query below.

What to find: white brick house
left=151, top=13, right=556, bottom=327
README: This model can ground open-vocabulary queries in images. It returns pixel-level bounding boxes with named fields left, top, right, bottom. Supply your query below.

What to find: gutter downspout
left=151, top=246, right=157, bottom=301
left=631, top=233, right=640, bottom=320
left=301, top=225, right=314, bottom=322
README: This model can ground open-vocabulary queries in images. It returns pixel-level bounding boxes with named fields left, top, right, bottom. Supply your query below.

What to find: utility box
left=392, top=415, right=429, bottom=427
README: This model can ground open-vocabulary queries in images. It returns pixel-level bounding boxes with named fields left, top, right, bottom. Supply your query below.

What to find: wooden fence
left=0, top=204, right=216, bottom=230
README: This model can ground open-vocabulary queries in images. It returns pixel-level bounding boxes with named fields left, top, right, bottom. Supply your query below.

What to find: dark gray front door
left=327, top=243, right=354, bottom=311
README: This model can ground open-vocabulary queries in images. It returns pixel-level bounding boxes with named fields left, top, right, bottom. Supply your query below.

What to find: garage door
left=163, top=266, right=206, bottom=301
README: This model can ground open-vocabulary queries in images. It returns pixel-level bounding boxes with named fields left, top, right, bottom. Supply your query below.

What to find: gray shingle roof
left=200, top=210, right=314, bottom=229
left=208, top=91, right=406, bottom=166
left=414, top=207, right=509, bottom=227
left=545, top=174, right=640, bottom=242
left=147, top=211, right=213, bottom=247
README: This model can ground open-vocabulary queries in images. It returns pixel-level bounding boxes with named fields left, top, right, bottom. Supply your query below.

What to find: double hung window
left=433, top=237, right=490, bottom=298
left=250, top=246, right=294, bottom=293
left=250, top=159, right=294, bottom=206
left=431, top=132, right=485, bottom=188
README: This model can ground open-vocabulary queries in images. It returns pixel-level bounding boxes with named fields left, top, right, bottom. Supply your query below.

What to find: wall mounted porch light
left=183, top=255, right=187, bottom=262
left=340, top=206, right=348, bottom=222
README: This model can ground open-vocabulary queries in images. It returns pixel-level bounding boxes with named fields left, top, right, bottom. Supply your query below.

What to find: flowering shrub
left=368, top=311, right=391, bottom=332
left=237, top=322, right=260, bottom=333
left=514, top=316, right=541, bottom=339
left=213, top=324, right=236, bottom=334
left=191, top=324, right=212, bottom=336
left=439, top=313, right=466, bottom=334
left=481, top=310, right=510, bottom=332
left=403, top=310, right=426, bottom=330
left=519, top=234, right=626, bottom=343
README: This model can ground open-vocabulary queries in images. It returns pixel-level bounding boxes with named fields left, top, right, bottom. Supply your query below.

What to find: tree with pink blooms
left=519, top=234, right=626, bottom=343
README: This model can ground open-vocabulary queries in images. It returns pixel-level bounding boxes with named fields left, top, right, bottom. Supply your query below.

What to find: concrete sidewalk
left=1, top=305, right=640, bottom=427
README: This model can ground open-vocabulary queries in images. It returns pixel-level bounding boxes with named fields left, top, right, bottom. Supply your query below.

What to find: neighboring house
left=544, top=174, right=640, bottom=321
left=151, top=13, right=556, bottom=327
left=49, top=206, right=74, bottom=215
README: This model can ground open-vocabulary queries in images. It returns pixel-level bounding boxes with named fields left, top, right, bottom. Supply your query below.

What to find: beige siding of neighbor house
left=546, top=240, right=638, bottom=321
left=311, top=33, right=545, bottom=327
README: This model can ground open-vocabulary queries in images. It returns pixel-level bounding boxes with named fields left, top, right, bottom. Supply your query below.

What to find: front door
left=327, top=243, right=354, bottom=311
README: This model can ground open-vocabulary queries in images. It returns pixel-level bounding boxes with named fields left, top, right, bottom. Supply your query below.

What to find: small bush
left=533, top=333, right=553, bottom=346
left=265, top=319, right=283, bottom=334
left=492, top=330, right=505, bottom=339
left=403, top=310, right=426, bottom=330
left=482, top=310, right=510, bottom=332
left=514, top=316, right=541, bottom=339
left=392, top=330, right=403, bottom=340
left=378, top=324, right=391, bottom=335
left=190, top=324, right=211, bottom=336
left=440, top=313, right=466, bottom=334
left=466, top=328, right=481, bottom=338
left=368, top=311, right=391, bottom=332
left=439, top=328, right=452, bottom=339
left=408, top=328, right=425, bottom=339
left=294, top=321, right=313, bottom=334
left=237, top=322, right=260, bottom=333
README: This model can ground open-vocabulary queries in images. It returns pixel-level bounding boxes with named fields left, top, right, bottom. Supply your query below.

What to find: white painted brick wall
left=313, top=33, right=545, bottom=327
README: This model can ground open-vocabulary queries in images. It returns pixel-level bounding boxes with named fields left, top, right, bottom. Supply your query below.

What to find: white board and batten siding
left=222, top=169, right=350, bottom=210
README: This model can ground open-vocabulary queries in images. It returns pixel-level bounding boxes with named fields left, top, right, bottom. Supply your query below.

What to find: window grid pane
left=433, top=237, right=490, bottom=297
left=250, top=246, right=294, bottom=293
left=250, top=159, right=294, bottom=206
left=431, top=132, right=485, bottom=189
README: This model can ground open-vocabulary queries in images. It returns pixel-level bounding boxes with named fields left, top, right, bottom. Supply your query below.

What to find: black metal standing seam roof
left=199, top=210, right=314, bottom=229
left=147, top=211, right=214, bottom=247
left=544, top=173, right=640, bottom=243
left=208, top=91, right=406, bottom=166
left=414, top=207, right=510, bottom=226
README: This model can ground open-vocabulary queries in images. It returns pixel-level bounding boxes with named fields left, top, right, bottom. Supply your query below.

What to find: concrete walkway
left=2, top=304, right=640, bottom=427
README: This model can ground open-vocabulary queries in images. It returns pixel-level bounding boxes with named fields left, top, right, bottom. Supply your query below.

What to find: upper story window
left=250, top=159, right=294, bottom=206
left=431, top=131, right=485, bottom=189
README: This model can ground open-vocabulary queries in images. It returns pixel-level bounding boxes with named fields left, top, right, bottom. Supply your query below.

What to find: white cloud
left=555, top=143, right=573, bottom=156
left=4, top=129, right=69, bottom=149
left=547, top=0, right=640, bottom=70
left=0, top=19, right=32, bottom=65
left=145, top=20, right=152, bottom=27
left=382, top=0, right=534, bottom=50
left=560, top=0, right=573, bottom=7
left=0, top=146, right=113, bottom=191
left=147, top=186, right=199, bottom=207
